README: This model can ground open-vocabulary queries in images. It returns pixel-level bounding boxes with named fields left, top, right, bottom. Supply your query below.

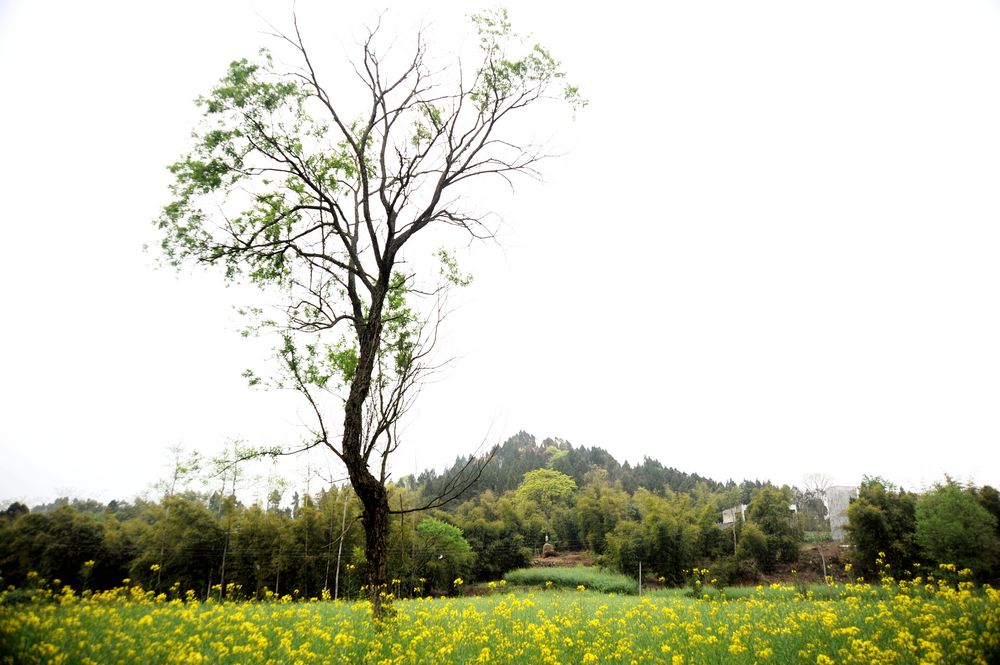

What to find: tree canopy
left=916, top=480, right=999, bottom=578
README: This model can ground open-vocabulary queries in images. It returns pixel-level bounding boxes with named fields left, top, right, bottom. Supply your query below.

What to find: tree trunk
left=343, top=421, right=394, bottom=618
left=360, top=482, right=390, bottom=618
left=341, top=278, right=392, bottom=617
left=343, top=423, right=390, bottom=615
left=342, top=436, right=394, bottom=618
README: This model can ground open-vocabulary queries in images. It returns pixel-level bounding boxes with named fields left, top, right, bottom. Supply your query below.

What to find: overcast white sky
left=2, top=0, right=999, bottom=506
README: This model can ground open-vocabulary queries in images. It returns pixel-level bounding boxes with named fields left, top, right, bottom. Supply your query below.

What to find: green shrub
left=708, top=555, right=738, bottom=587
left=503, top=566, right=636, bottom=594
left=916, top=481, right=1000, bottom=579
left=804, top=531, right=833, bottom=543
left=736, top=522, right=771, bottom=572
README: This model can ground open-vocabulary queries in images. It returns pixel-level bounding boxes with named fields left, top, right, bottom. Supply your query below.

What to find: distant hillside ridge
left=402, top=431, right=766, bottom=508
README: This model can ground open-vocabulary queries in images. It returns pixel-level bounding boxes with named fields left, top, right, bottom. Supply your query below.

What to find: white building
left=827, top=486, right=858, bottom=541
left=721, top=504, right=746, bottom=526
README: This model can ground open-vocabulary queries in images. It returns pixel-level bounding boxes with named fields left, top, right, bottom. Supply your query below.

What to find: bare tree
left=155, top=9, right=582, bottom=618
left=798, top=472, right=835, bottom=533
left=152, top=445, right=202, bottom=590
left=802, top=473, right=833, bottom=497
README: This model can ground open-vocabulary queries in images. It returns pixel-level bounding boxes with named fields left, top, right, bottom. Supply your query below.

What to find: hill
left=407, top=430, right=766, bottom=508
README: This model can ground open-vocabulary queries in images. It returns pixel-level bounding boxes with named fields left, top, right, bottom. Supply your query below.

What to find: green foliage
left=454, top=491, right=531, bottom=580
left=435, top=248, right=472, bottom=287
left=503, top=566, right=636, bottom=594
left=11, top=425, right=1000, bottom=601
left=0, top=506, right=126, bottom=590
left=735, top=522, right=771, bottom=575
left=745, top=486, right=802, bottom=567
left=154, top=7, right=584, bottom=389
left=602, top=520, right=644, bottom=577
left=975, top=485, right=1000, bottom=537
left=574, top=471, right=629, bottom=554
left=916, top=480, right=1000, bottom=579
left=602, top=489, right=703, bottom=585
left=514, top=469, right=577, bottom=544
left=414, top=518, right=455, bottom=547
left=515, top=469, right=577, bottom=507
left=3, top=502, right=29, bottom=522
left=130, top=496, right=225, bottom=593
left=846, top=477, right=918, bottom=578
left=469, top=9, right=586, bottom=115
left=618, top=457, right=725, bottom=496
left=157, top=53, right=308, bottom=277
left=423, top=433, right=725, bottom=505
left=228, top=504, right=287, bottom=597
left=414, top=517, right=475, bottom=594
left=793, top=486, right=830, bottom=533
left=383, top=272, right=417, bottom=376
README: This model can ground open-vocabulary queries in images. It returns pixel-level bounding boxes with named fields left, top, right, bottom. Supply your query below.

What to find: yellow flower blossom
left=1, top=571, right=997, bottom=665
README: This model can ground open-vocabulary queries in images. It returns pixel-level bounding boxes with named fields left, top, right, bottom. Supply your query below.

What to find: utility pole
left=334, top=490, right=350, bottom=600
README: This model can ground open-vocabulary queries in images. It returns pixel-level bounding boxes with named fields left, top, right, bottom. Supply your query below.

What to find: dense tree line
left=846, top=476, right=1000, bottom=580
left=3, top=434, right=998, bottom=598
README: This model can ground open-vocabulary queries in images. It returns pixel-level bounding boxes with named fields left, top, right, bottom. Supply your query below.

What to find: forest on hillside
left=3, top=432, right=998, bottom=599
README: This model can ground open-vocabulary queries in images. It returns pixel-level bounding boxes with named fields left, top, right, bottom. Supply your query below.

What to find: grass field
left=2, top=575, right=998, bottom=664
left=503, top=565, right=637, bottom=594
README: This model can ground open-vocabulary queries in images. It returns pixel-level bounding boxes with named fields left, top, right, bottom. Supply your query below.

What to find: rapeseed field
left=2, top=571, right=998, bottom=664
